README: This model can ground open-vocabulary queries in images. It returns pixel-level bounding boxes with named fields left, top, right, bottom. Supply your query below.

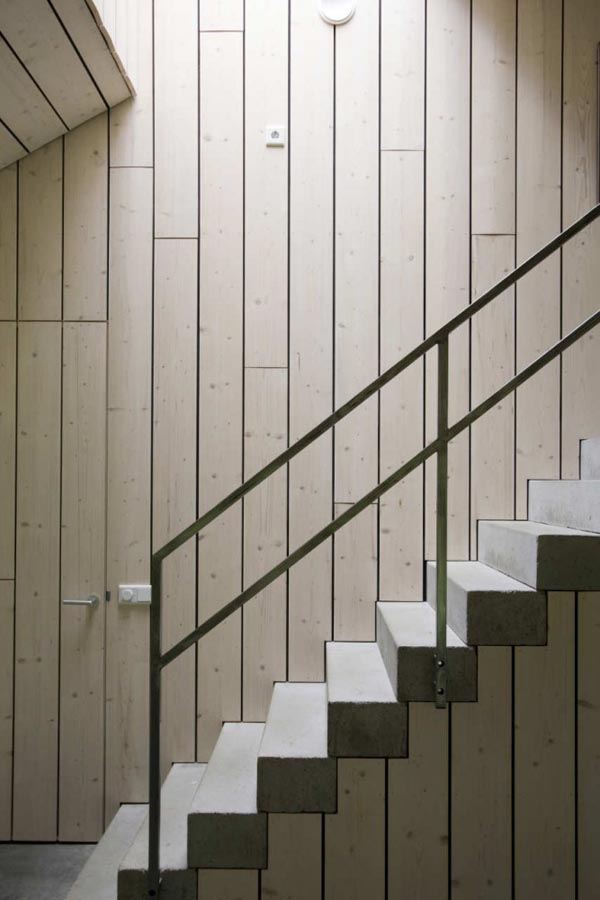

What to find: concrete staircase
left=67, top=437, right=600, bottom=899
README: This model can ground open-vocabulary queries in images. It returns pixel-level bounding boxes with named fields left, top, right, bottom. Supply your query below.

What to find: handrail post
left=435, top=338, right=449, bottom=708
left=148, top=556, right=162, bottom=897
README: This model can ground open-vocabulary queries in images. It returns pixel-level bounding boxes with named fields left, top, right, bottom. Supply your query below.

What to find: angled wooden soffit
left=0, top=0, right=133, bottom=169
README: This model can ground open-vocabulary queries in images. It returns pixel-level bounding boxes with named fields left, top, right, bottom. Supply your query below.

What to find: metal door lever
left=63, top=595, right=100, bottom=607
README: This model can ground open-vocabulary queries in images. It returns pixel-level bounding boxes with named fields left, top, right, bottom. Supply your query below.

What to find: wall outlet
left=119, top=584, right=151, bottom=605
left=265, top=125, right=286, bottom=147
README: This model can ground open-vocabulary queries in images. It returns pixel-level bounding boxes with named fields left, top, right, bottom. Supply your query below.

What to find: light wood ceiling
left=0, top=0, right=132, bottom=169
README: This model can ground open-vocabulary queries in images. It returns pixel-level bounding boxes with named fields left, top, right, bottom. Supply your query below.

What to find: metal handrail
left=146, top=202, right=600, bottom=897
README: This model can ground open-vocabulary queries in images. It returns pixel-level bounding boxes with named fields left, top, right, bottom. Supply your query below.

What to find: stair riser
left=328, top=703, right=408, bottom=758
left=478, top=522, right=600, bottom=589
left=426, top=565, right=547, bottom=646
left=187, top=813, right=267, bottom=869
left=118, top=870, right=196, bottom=900
left=398, top=647, right=477, bottom=702
left=529, top=480, right=600, bottom=533
left=257, top=758, right=337, bottom=813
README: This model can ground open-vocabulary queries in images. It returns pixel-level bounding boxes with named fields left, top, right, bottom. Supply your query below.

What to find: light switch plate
left=265, top=125, right=286, bottom=147
left=119, top=584, right=151, bottom=605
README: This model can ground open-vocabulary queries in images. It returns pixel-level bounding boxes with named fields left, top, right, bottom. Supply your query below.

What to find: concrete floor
left=0, top=844, right=94, bottom=900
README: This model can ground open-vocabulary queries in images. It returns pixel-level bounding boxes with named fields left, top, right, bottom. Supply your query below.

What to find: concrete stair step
left=478, top=519, right=600, bottom=590
left=66, top=804, right=147, bottom=900
left=326, top=642, right=408, bottom=758
left=426, top=561, right=547, bottom=646
left=187, top=723, right=267, bottom=870
left=376, top=601, right=477, bottom=702
left=581, top=437, right=600, bottom=479
left=257, top=682, right=337, bottom=813
left=118, top=763, right=205, bottom=900
left=529, top=479, right=600, bottom=533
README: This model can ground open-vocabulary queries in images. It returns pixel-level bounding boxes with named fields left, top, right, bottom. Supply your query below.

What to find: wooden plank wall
left=1, top=2, right=599, bottom=898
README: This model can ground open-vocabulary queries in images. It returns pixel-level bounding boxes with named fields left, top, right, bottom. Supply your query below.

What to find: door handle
left=63, top=594, right=100, bottom=607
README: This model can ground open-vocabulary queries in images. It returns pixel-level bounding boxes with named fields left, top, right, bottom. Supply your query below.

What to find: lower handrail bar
left=158, top=305, right=600, bottom=670
left=159, top=439, right=441, bottom=668
left=155, top=203, right=600, bottom=565
left=447, top=306, right=600, bottom=444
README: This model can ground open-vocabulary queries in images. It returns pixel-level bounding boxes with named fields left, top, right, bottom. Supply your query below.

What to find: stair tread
left=428, top=559, right=539, bottom=595
left=190, top=723, right=264, bottom=816
left=259, top=682, right=328, bottom=760
left=480, top=518, right=596, bottom=538
left=529, top=479, right=600, bottom=532
left=426, top=560, right=547, bottom=646
left=66, top=805, right=147, bottom=900
left=478, top=517, right=600, bottom=590
left=119, top=763, right=205, bottom=875
left=377, top=600, right=468, bottom=648
left=326, top=642, right=407, bottom=758
left=257, top=682, right=336, bottom=812
left=376, top=601, right=477, bottom=702
left=327, top=642, right=396, bottom=704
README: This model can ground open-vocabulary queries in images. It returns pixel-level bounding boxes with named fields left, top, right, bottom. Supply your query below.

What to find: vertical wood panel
left=153, top=240, right=197, bottom=771
left=515, top=592, right=575, bottom=898
left=334, top=3, right=379, bottom=503
left=425, top=0, right=470, bottom=562
left=13, top=322, right=62, bottom=840
left=243, top=367, right=287, bottom=720
left=471, top=0, right=516, bottom=234
left=379, top=151, right=424, bottom=601
left=288, top=3, right=333, bottom=681
left=0, top=123, right=24, bottom=171
left=198, top=31, right=244, bottom=759
left=244, top=0, right=289, bottom=367
left=388, top=703, right=449, bottom=899
left=200, top=0, right=243, bottom=31
left=578, top=592, right=600, bottom=899
left=0, top=165, right=17, bottom=319
left=18, top=140, right=63, bottom=321
left=333, top=503, right=377, bottom=642
left=262, top=814, right=322, bottom=900
left=0, top=331, right=14, bottom=822
left=561, top=0, right=600, bottom=477
left=515, top=0, right=562, bottom=517
left=325, top=759, right=385, bottom=900
left=109, top=0, right=154, bottom=168
left=105, top=168, right=153, bottom=818
left=59, top=322, right=106, bottom=841
left=471, top=236, right=515, bottom=552
left=381, top=0, right=425, bottom=151
left=0, top=580, right=14, bottom=840
left=451, top=647, right=512, bottom=899
left=63, top=115, right=108, bottom=321
left=154, top=0, right=198, bottom=237
left=198, top=870, right=258, bottom=900
left=471, top=0, right=516, bottom=549
left=0, top=323, right=16, bottom=579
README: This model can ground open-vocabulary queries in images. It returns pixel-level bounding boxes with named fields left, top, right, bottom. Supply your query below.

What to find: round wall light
left=319, top=0, right=356, bottom=26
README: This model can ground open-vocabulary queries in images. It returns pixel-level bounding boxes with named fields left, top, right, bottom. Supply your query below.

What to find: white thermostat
left=119, top=584, right=152, bottom=605
left=266, top=125, right=286, bottom=147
